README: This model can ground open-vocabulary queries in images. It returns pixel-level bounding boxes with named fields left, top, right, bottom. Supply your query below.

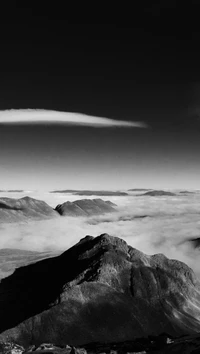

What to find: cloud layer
left=1, top=191, right=200, bottom=277
left=0, top=109, right=148, bottom=128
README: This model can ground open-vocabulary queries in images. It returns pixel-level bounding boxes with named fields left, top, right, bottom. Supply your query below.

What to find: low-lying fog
left=1, top=190, right=200, bottom=276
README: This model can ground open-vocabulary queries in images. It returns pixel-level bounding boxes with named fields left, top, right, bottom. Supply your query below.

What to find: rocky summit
left=0, top=196, right=58, bottom=222
left=0, top=234, right=200, bottom=347
left=55, top=198, right=117, bottom=216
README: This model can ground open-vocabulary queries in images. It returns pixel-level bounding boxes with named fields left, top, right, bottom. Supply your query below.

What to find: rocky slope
left=55, top=198, right=117, bottom=216
left=0, top=196, right=58, bottom=222
left=0, top=234, right=200, bottom=347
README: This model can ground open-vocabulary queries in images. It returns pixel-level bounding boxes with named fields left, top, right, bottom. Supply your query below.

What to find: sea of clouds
left=1, top=190, right=200, bottom=276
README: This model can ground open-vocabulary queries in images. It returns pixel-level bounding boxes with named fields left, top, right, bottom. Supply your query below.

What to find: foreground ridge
left=2, top=334, right=200, bottom=354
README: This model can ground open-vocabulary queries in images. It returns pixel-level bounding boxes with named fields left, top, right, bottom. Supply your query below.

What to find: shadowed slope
left=0, top=234, right=200, bottom=346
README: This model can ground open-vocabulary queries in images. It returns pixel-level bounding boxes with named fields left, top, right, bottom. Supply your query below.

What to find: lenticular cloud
left=0, top=109, right=148, bottom=128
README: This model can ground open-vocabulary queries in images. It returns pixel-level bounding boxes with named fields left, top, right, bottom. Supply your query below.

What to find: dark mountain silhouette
left=179, top=190, right=194, bottom=194
left=140, top=190, right=176, bottom=196
left=0, top=196, right=59, bottom=222
left=0, top=190, right=24, bottom=193
left=55, top=198, right=117, bottom=216
left=0, top=234, right=200, bottom=347
left=128, top=188, right=152, bottom=191
left=51, top=190, right=128, bottom=196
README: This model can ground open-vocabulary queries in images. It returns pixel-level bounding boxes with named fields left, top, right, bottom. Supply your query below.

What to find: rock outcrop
left=0, top=197, right=59, bottom=223
left=0, top=234, right=200, bottom=347
left=55, top=199, right=117, bottom=216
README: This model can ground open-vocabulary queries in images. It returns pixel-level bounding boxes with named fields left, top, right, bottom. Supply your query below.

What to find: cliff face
left=0, top=234, right=200, bottom=347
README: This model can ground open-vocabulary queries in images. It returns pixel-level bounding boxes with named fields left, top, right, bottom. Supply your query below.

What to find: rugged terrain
left=55, top=198, right=117, bottom=216
left=0, top=234, right=200, bottom=347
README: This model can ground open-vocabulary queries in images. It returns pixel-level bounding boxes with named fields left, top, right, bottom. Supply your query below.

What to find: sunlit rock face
left=0, top=196, right=59, bottom=222
left=0, top=234, right=200, bottom=347
left=55, top=198, right=117, bottom=216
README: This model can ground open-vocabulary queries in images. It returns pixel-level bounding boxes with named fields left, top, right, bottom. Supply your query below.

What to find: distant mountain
left=0, top=196, right=59, bottom=223
left=140, top=190, right=176, bottom=196
left=179, top=190, right=195, bottom=194
left=0, top=190, right=24, bottom=193
left=0, top=197, right=117, bottom=222
left=0, top=234, right=200, bottom=347
left=55, top=198, right=117, bottom=216
left=51, top=190, right=128, bottom=196
left=128, top=188, right=152, bottom=191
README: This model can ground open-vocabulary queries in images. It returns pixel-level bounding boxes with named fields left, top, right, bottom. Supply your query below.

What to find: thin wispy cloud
left=0, top=109, right=148, bottom=128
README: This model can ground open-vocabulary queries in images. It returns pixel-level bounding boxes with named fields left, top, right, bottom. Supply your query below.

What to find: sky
left=0, top=3, right=200, bottom=190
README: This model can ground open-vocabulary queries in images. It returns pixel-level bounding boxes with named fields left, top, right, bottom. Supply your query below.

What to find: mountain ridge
left=0, top=197, right=117, bottom=222
left=0, top=196, right=58, bottom=222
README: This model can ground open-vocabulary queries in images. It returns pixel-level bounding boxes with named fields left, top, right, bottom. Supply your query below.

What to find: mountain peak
left=0, top=234, right=200, bottom=346
left=94, top=233, right=129, bottom=249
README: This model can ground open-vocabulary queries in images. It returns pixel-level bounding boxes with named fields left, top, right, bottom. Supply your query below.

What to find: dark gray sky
left=0, top=3, right=200, bottom=190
